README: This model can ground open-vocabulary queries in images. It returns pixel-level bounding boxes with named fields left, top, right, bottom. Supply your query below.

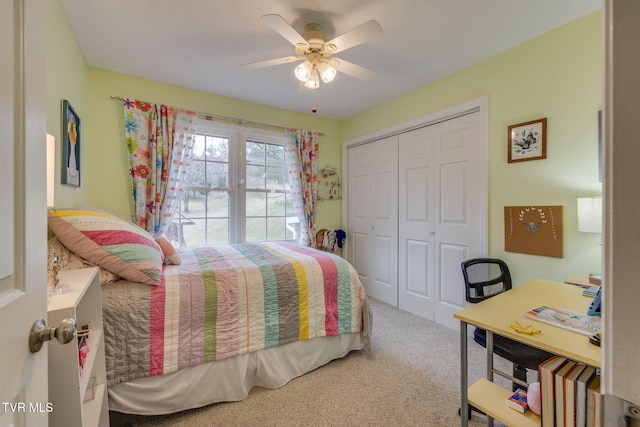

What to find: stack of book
left=538, top=355, right=600, bottom=426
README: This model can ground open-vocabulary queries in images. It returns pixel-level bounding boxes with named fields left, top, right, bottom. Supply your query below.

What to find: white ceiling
left=61, top=0, right=602, bottom=120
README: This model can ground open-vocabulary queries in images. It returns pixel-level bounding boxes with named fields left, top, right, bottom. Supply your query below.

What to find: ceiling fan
left=242, top=14, right=383, bottom=89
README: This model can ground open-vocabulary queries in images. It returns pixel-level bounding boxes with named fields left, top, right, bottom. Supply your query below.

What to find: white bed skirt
left=108, top=332, right=363, bottom=415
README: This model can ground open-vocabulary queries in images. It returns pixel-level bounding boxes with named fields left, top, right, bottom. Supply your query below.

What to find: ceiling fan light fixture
left=304, top=71, right=320, bottom=89
left=294, top=61, right=313, bottom=82
left=318, top=62, right=337, bottom=83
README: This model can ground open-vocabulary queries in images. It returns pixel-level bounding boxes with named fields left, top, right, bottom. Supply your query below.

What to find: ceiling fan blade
left=332, top=58, right=375, bottom=81
left=324, top=20, right=383, bottom=53
left=241, top=56, right=300, bottom=70
left=261, top=14, right=309, bottom=48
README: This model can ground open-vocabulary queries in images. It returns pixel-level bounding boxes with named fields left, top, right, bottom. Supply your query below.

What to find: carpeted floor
left=115, top=298, right=513, bottom=426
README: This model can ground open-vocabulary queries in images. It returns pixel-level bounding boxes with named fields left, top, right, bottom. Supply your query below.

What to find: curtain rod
left=110, top=96, right=324, bottom=136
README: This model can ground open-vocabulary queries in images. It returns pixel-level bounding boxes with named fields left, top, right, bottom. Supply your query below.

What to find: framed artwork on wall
left=507, top=117, right=547, bottom=163
left=61, top=99, right=80, bottom=186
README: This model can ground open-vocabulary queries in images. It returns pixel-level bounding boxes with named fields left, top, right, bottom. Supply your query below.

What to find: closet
left=344, top=106, right=486, bottom=330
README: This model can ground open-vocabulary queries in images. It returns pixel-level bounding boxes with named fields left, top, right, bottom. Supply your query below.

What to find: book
left=564, top=363, right=586, bottom=427
left=505, top=388, right=529, bottom=413
left=539, top=355, right=568, bottom=427
left=524, top=305, right=602, bottom=336
left=555, top=360, right=577, bottom=427
left=586, top=375, right=601, bottom=427
left=576, top=366, right=598, bottom=427
left=582, top=285, right=600, bottom=298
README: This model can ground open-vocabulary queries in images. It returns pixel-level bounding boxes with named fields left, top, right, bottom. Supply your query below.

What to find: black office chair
left=461, top=258, right=553, bottom=391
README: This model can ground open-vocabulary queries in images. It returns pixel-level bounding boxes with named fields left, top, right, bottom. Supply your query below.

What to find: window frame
left=182, top=119, right=292, bottom=245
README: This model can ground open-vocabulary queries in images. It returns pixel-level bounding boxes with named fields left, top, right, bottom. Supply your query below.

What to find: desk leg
left=486, top=330, right=495, bottom=427
left=460, top=321, right=469, bottom=427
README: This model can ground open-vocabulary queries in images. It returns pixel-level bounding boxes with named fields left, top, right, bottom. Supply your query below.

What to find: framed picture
left=507, top=118, right=547, bottom=163
left=61, top=99, right=80, bottom=186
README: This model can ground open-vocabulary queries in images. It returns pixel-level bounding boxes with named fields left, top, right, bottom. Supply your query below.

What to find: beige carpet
left=116, top=298, right=513, bottom=426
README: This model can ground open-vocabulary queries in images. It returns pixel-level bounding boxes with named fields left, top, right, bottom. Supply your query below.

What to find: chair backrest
left=461, top=258, right=512, bottom=303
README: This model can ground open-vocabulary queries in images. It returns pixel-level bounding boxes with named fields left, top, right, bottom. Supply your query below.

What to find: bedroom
left=4, top=0, right=639, bottom=426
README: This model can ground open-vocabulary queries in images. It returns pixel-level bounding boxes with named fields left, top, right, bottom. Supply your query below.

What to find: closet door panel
left=347, top=136, right=398, bottom=306
left=398, top=126, right=435, bottom=318
left=440, top=162, right=467, bottom=223
left=369, top=137, right=398, bottom=305
left=434, top=111, right=483, bottom=330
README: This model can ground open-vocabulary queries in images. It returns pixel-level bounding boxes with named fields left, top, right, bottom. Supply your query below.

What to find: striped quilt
left=101, top=241, right=368, bottom=387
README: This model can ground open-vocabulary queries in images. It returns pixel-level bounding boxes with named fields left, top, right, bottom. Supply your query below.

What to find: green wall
left=48, top=0, right=602, bottom=284
left=46, top=0, right=90, bottom=208
left=343, top=12, right=603, bottom=284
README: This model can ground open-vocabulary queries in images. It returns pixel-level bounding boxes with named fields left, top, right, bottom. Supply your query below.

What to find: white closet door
left=347, top=136, right=398, bottom=306
left=398, top=125, right=436, bottom=318
left=433, top=112, right=483, bottom=330
left=398, top=111, right=483, bottom=328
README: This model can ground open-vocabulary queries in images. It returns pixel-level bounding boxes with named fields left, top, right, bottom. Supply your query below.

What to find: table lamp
left=577, top=196, right=602, bottom=285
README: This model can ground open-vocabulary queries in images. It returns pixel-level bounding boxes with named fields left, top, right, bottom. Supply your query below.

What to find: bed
left=47, top=208, right=370, bottom=416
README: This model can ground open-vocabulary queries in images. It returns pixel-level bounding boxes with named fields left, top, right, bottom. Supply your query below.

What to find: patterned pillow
left=47, top=208, right=163, bottom=285
left=47, top=237, right=120, bottom=285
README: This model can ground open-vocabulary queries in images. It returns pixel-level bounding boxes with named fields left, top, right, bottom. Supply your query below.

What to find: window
left=169, top=121, right=299, bottom=246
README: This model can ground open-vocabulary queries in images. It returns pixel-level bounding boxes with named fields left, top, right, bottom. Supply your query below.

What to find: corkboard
left=504, top=206, right=563, bottom=258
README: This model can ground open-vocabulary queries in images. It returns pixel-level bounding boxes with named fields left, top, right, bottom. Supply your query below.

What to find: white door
left=347, top=136, right=398, bottom=305
left=398, top=125, right=436, bottom=318
left=602, top=0, right=640, bottom=421
left=0, top=2, right=48, bottom=427
left=397, top=112, right=484, bottom=328
left=433, top=112, right=484, bottom=330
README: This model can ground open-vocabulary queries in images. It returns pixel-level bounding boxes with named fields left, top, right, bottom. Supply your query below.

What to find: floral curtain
left=285, top=128, right=319, bottom=247
left=123, top=99, right=197, bottom=236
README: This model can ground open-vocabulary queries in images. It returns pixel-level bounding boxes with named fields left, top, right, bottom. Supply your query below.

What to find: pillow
left=48, top=208, right=163, bottom=285
left=155, top=237, right=181, bottom=265
left=47, top=237, right=120, bottom=285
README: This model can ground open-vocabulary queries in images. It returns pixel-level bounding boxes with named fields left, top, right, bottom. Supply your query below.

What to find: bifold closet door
left=398, top=125, right=436, bottom=319
left=398, top=111, right=483, bottom=329
left=347, top=136, right=398, bottom=306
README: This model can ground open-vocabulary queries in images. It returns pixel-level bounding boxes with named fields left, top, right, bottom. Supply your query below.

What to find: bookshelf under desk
left=454, top=279, right=602, bottom=426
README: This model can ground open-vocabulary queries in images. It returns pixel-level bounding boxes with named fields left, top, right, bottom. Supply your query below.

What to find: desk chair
left=461, top=258, right=553, bottom=391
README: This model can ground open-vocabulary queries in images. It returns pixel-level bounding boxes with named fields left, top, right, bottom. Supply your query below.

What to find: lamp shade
left=577, top=196, right=602, bottom=233
left=294, top=61, right=312, bottom=82
left=318, top=62, right=336, bottom=83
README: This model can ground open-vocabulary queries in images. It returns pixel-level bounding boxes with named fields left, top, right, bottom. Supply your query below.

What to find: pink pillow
left=155, top=237, right=181, bottom=265
left=48, top=208, right=163, bottom=285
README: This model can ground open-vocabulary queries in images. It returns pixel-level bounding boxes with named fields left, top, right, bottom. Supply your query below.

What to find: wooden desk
left=454, top=279, right=602, bottom=426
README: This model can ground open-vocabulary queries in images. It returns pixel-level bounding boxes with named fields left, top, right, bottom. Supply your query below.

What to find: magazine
left=523, top=306, right=601, bottom=336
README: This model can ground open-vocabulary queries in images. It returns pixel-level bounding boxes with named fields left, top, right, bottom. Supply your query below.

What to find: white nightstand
left=47, top=267, right=109, bottom=427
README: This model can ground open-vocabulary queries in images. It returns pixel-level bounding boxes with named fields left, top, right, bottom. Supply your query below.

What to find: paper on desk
left=524, top=306, right=601, bottom=336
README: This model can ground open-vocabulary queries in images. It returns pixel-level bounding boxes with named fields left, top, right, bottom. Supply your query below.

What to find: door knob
left=29, top=318, right=76, bottom=353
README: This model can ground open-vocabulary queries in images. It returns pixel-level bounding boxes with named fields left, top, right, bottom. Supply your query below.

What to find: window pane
left=206, top=136, right=228, bottom=162
left=267, top=192, right=285, bottom=216
left=182, top=189, right=206, bottom=215
left=246, top=165, right=266, bottom=189
left=266, top=166, right=285, bottom=191
left=185, top=159, right=207, bottom=188
left=266, top=144, right=284, bottom=167
left=207, top=191, right=229, bottom=216
left=206, top=162, right=229, bottom=188
left=192, top=135, right=206, bottom=160
left=267, top=217, right=286, bottom=241
left=246, top=218, right=266, bottom=242
left=246, top=192, right=266, bottom=217
left=246, top=141, right=265, bottom=165
left=180, top=218, right=204, bottom=247
left=206, top=219, right=229, bottom=245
